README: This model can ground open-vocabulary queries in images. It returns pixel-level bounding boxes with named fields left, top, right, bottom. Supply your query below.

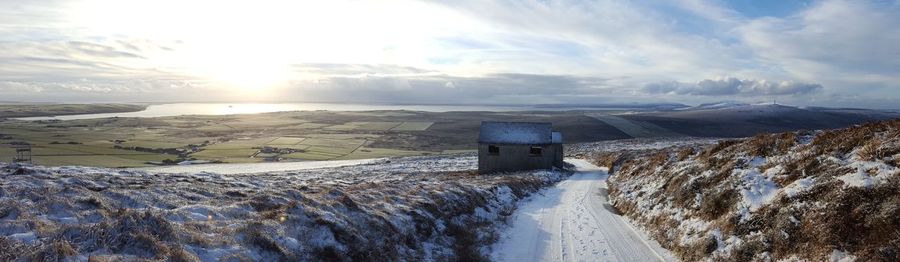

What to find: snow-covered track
left=491, top=159, right=673, bottom=262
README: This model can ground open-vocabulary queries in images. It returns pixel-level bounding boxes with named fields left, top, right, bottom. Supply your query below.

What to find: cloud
left=0, top=39, right=162, bottom=81
left=66, top=41, right=145, bottom=59
left=0, top=0, right=897, bottom=108
left=0, top=36, right=211, bottom=102
left=271, top=64, right=635, bottom=104
left=643, top=77, right=823, bottom=96
left=737, top=0, right=900, bottom=84
left=292, top=63, right=436, bottom=77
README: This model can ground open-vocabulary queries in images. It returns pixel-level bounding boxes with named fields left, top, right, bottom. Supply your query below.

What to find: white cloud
left=644, top=77, right=823, bottom=96
left=737, top=0, right=900, bottom=87
left=0, top=0, right=897, bottom=108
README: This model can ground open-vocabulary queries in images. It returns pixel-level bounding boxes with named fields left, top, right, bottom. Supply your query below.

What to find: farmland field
left=391, top=121, right=434, bottom=131
left=266, top=137, right=306, bottom=145
left=0, top=109, right=631, bottom=167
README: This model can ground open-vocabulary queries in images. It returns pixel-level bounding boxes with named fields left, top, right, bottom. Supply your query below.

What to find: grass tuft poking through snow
left=0, top=155, right=571, bottom=261
left=599, top=119, right=900, bottom=261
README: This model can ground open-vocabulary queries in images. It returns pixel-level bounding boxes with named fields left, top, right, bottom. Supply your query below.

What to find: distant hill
left=683, top=101, right=750, bottom=110
left=614, top=103, right=899, bottom=137
left=0, top=104, right=146, bottom=118
left=534, top=102, right=689, bottom=110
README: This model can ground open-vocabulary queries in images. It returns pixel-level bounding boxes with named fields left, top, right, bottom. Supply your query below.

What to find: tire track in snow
left=491, top=159, right=674, bottom=262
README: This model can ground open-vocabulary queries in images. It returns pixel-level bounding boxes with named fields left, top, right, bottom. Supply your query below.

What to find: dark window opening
left=530, top=146, right=542, bottom=156
left=488, top=145, right=500, bottom=155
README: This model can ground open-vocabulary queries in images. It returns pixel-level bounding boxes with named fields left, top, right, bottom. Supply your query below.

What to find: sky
left=1, top=0, right=898, bottom=108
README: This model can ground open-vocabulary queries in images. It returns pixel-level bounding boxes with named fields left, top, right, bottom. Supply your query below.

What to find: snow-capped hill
left=723, top=103, right=803, bottom=114
left=687, top=102, right=800, bottom=113
left=685, top=101, right=750, bottom=110
left=664, top=103, right=812, bottom=126
left=621, top=102, right=897, bottom=138
left=598, top=119, right=900, bottom=261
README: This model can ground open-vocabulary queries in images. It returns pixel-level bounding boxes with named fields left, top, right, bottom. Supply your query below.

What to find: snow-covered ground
left=133, top=158, right=384, bottom=174
left=566, top=137, right=718, bottom=158
left=605, top=119, right=900, bottom=261
left=0, top=154, right=572, bottom=261
left=491, top=159, right=674, bottom=262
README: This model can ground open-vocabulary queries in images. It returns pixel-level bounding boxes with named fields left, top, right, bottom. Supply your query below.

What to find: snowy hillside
left=684, top=101, right=750, bottom=110
left=599, top=119, right=900, bottom=261
left=620, top=102, right=898, bottom=138
left=0, top=155, right=570, bottom=261
left=566, top=137, right=719, bottom=159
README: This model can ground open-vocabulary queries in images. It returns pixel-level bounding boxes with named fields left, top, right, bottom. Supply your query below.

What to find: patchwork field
left=391, top=121, right=434, bottom=131
left=4, top=103, right=895, bottom=168
left=0, top=110, right=630, bottom=167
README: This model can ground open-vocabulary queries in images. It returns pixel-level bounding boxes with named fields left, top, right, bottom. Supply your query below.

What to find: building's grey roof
left=551, top=132, right=562, bottom=144
left=479, top=121, right=552, bottom=144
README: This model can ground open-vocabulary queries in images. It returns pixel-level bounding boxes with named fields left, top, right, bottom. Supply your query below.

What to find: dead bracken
left=602, top=119, right=900, bottom=261
left=0, top=155, right=570, bottom=261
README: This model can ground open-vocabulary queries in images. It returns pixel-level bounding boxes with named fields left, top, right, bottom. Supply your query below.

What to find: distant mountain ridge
left=609, top=102, right=900, bottom=138
left=533, top=102, right=689, bottom=110
left=684, top=101, right=751, bottom=110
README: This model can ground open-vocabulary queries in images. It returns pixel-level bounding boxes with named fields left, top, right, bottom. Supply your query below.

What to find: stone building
left=478, top=121, right=563, bottom=173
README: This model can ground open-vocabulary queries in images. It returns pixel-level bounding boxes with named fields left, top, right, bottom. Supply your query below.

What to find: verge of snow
left=837, top=159, right=898, bottom=188
left=736, top=169, right=778, bottom=213
left=829, top=249, right=858, bottom=262
left=783, top=177, right=815, bottom=197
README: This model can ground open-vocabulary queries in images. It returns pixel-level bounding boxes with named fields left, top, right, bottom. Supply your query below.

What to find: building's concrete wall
left=550, top=143, right=564, bottom=168
left=478, top=143, right=556, bottom=173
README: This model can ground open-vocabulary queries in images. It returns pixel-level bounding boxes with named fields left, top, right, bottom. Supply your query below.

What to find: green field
left=2, top=107, right=623, bottom=167
left=203, top=137, right=278, bottom=149
left=391, top=122, right=434, bottom=131
left=281, top=151, right=344, bottom=161
left=192, top=149, right=260, bottom=158
left=337, top=147, right=438, bottom=160
left=0, top=109, right=458, bottom=167
left=30, top=155, right=165, bottom=167
left=0, top=112, right=447, bottom=167
left=266, top=137, right=306, bottom=145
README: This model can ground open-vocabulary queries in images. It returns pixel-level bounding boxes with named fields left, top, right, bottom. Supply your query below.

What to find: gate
left=4, top=143, right=32, bottom=164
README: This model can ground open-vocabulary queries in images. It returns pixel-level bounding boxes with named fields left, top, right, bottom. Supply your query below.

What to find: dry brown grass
left=0, top=237, right=32, bottom=261
left=699, top=188, right=738, bottom=220
left=676, top=147, right=695, bottom=161
left=857, top=138, right=884, bottom=161
left=606, top=118, right=900, bottom=261
left=744, top=132, right=798, bottom=157
left=1, top=155, right=572, bottom=261
left=19, top=240, right=78, bottom=261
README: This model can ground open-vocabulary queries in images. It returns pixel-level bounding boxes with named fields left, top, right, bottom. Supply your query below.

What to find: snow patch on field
left=837, top=159, right=897, bottom=188
left=737, top=169, right=778, bottom=213
left=829, top=250, right=858, bottom=262
left=783, top=177, right=815, bottom=197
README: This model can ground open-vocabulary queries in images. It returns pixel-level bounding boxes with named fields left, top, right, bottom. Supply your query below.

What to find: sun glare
left=200, top=58, right=291, bottom=93
left=65, top=0, right=476, bottom=95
